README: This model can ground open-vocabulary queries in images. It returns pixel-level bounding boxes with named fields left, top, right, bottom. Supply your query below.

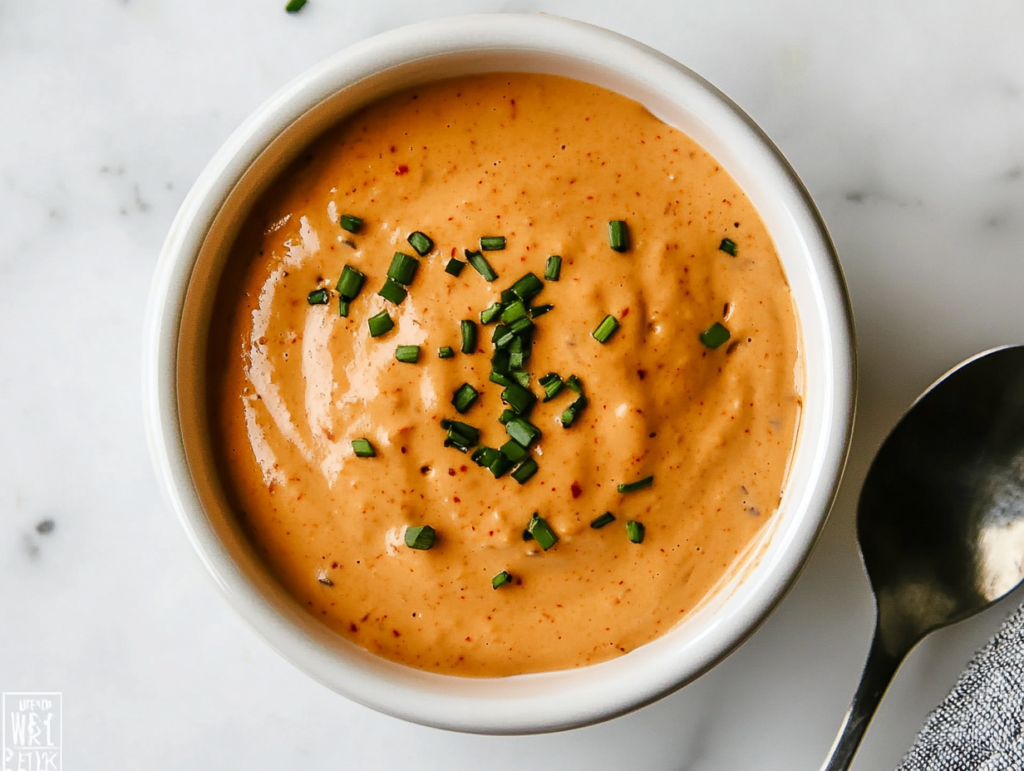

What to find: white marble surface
left=3, top=1, right=1024, bottom=769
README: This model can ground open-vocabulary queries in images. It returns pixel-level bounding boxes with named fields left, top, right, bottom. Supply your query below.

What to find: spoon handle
left=819, top=624, right=906, bottom=771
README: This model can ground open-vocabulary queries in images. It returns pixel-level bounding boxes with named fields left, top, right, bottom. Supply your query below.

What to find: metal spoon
left=821, top=345, right=1024, bottom=771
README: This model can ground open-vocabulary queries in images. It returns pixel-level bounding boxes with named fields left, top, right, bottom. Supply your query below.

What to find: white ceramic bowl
left=143, top=14, right=855, bottom=735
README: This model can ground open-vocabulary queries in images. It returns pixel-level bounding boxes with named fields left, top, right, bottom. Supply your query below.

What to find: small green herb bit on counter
left=445, top=258, right=466, bottom=276
left=405, top=525, right=436, bottom=550
left=526, top=513, right=558, bottom=550
left=307, top=288, right=329, bottom=305
left=618, top=475, right=654, bottom=494
left=395, top=345, right=420, bottom=364
left=351, top=438, right=376, bottom=458
left=626, top=520, right=646, bottom=544
left=407, top=231, right=434, bottom=256
left=466, top=249, right=498, bottom=281
left=387, top=251, right=419, bottom=285
left=339, top=213, right=362, bottom=232
left=700, top=322, right=731, bottom=350
left=438, top=346, right=455, bottom=359
left=480, top=236, right=506, bottom=251
left=452, top=383, right=479, bottom=414
left=719, top=238, right=738, bottom=257
left=591, top=512, right=616, bottom=529
left=336, top=265, right=366, bottom=300
left=461, top=319, right=478, bottom=354
left=608, top=220, right=629, bottom=252
left=367, top=310, right=394, bottom=337
left=492, top=570, right=513, bottom=589
left=545, top=255, right=562, bottom=281
left=377, top=277, right=407, bottom=305
left=592, top=314, right=619, bottom=344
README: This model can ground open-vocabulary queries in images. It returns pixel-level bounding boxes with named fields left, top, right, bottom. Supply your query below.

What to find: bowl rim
left=143, top=12, right=856, bottom=734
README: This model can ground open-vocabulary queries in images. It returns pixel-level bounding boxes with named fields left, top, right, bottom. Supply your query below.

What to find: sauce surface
left=209, top=73, right=801, bottom=676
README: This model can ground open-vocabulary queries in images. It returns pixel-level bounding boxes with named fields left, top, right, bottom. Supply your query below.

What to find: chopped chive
left=500, top=288, right=516, bottom=304
left=498, top=409, right=516, bottom=425
left=490, top=371, right=513, bottom=387
left=618, top=476, right=654, bottom=494
left=285, top=0, right=308, bottom=12
left=336, top=265, right=366, bottom=299
left=560, top=395, right=588, bottom=428
left=566, top=375, right=584, bottom=394
left=500, top=439, right=529, bottom=464
left=511, top=371, right=531, bottom=389
left=510, top=272, right=544, bottom=303
left=491, top=324, right=510, bottom=347
left=405, top=525, right=436, bottom=550
left=508, top=316, right=534, bottom=336
left=501, top=382, right=537, bottom=416
left=509, top=347, right=525, bottom=372
left=501, top=300, right=528, bottom=324
left=492, top=570, right=512, bottom=589
left=592, top=315, right=619, bottom=344
left=489, top=452, right=515, bottom=478
left=351, top=438, right=376, bottom=457
left=526, top=513, right=558, bottom=549
left=591, top=512, right=616, bottom=529
left=461, top=320, right=477, bottom=354
left=466, top=249, right=498, bottom=281
left=471, top=446, right=501, bottom=468
left=719, top=238, right=738, bottom=257
left=307, top=288, right=329, bottom=305
left=512, top=458, right=539, bottom=484
left=367, top=310, right=394, bottom=337
left=480, top=236, right=506, bottom=251
left=445, top=258, right=466, bottom=276
left=700, top=322, right=731, bottom=349
left=377, top=277, right=407, bottom=305
left=395, top=345, right=420, bottom=364
left=441, top=419, right=480, bottom=451
left=506, top=417, right=541, bottom=448
left=626, top=520, right=645, bottom=544
left=338, top=298, right=350, bottom=317
left=452, top=383, right=479, bottom=414
left=339, top=213, right=363, bottom=233
left=438, top=346, right=455, bottom=359
left=538, top=373, right=564, bottom=401
left=530, top=304, right=554, bottom=318
left=480, top=302, right=503, bottom=324
left=545, top=255, right=562, bottom=281
left=491, top=349, right=511, bottom=376
left=387, top=251, right=419, bottom=285
left=407, top=231, right=434, bottom=256
left=608, top=220, right=629, bottom=252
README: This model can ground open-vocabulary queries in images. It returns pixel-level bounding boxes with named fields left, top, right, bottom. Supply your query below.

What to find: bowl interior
left=150, top=14, right=854, bottom=735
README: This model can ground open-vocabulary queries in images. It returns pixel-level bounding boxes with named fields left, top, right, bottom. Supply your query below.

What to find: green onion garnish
left=500, top=300, right=528, bottom=324
left=339, top=299, right=350, bottom=317
left=592, top=315, right=619, bottom=344
left=499, top=440, right=528, bottom=464
left=591, top=512, right=616, bottom=529
left=441, top=419, right=480, bottom=452
left=510, top=272, right=544, bottom=303
left=505, top=417, right=541, bottom=447
left=491, top=349, right=511, bottom=375
left=498, top=409, right=516, bottom=425
left=480, top=236, right=506, bottom=251
left=493, top=317, right=533, bottom=349
left=367, top=310, right=394, bottom=337
left=339, top=214, right=362, bottom=233
left=538, top=373, right=564, bottom=401
left=719, top=238, right=738, bottom=257
left=501, top=382, right=536, bottom=416
left=351, top=438, right=376, bottom=457
left=511, top=371, right=531, bottom=389
left=395, top=345, right=420, bottom=364
left=626, top=520, right=645, bottom=544
left=500, top=288, right=516, bottom=304
left=445, top=258, right=466, bottom=276
left=490, top=371, right=513, bottom=387
left=452, top=383, right=479, bottom=414
left=438, top=346, right=455, bottom=359
left=405, top=525, right=436, bottom=550
left=618, top=476, right=654, bottom=494
left=466, top=249, right=497, bottom=281
left=461, top=320, right=477, bottom=354
left=489, top=453, right=514, bottom=478
left=545, top=255, right=562, bottom=281
left=566, top=375, right=584, bottom=394
left=336, top=265, right=366, bottom=299
left=512, top=458, right=538, bottom=484
left=492, top=570, right=512, bottom=589
left=377, top=277, right=407, bottom=305
left=471, top=446, right=501, bottom=468
left=526, top=513, right=558, bottom=549
left=480, top=302, right=503, bottom=324
left=387, top=252, right=419, bottom=285
left=560, top=395, right=588, bottom=428
left=530, top=304, right=554, bottom=318
left=407, top=231, right=434, bottom=256
left=307, top=288, right=329, bottom=305
left=700, top=322, right=730, bottom=349
left=608, top=220, right=629, bottom=252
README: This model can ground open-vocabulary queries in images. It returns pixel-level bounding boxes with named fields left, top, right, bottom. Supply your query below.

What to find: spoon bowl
left=823, top=345, right=1024, bottom=770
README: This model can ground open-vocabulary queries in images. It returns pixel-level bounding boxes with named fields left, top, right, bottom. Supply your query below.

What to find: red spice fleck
left=448, top=468, right=456, bottom=476
left=621, top=307, right=630, bottom=318
left=451, top=247, right=456, bottom=257
left=637, top=369, right=647, bottom=380
left=454, top=497, right=461, bottom=503
left=392, top=629, right=401, bottom=637
left=396, top=165, right=409, bottom=176
left=571, top=482, right=583, bottom=499
left=350, top=623, right=359, bottom=632
left=460, top=465, right=467, bottom=472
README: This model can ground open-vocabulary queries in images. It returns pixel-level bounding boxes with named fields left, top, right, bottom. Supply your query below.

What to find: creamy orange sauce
left=208, top=74, right=801, bottom=676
